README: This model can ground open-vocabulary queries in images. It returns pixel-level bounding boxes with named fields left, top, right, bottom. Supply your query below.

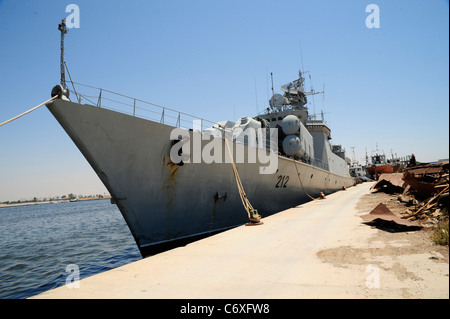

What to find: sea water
left=0, top=199, right=141, bottom=299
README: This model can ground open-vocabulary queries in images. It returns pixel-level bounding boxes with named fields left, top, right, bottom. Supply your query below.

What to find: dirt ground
left=355, top=190, right=448, bottom=263
left=317, top=188, right=449, bottom=298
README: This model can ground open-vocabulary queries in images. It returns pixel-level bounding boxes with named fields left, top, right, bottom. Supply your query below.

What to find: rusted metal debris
left=403, top=162, right=449, bottom=198
left=405, top=184, right=449, bottom=220
left=368, top=161, right=449, bottom=223
left=370, top=173, right=406, bottom=194
left=404, top=161, right=449, bottom=176
left=402, top=162, right=449, bottom=221
left=361, top=202, right=418, bottom=229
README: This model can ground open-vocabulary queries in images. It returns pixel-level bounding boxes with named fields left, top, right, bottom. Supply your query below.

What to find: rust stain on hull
left=167, top=162, right=179, bottom=180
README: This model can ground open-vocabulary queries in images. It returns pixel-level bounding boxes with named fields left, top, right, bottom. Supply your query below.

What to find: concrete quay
left=31, top=182, right=449, bottom=299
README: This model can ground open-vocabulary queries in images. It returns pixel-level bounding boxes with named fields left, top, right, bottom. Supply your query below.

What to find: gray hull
left=47, top=99, right=354, bottom=256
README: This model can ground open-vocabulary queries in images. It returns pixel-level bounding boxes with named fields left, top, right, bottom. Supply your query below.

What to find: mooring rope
left=224, top=138, right=261, bottom=223
left=293, top=159, right=321, bottom=200
left=0, top=96, right=58, bottom=128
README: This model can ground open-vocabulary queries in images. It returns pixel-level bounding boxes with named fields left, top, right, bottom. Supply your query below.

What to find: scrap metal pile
left=370, top=161, right=449, bottom=223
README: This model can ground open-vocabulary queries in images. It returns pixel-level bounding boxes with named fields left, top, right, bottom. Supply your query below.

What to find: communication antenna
left=58, top=19, right=68, bottom=88
left=298, top=40, right=305, bottom=75
left=265, top=67, right=269, bottom=110
left=270, top=72, right=275, bottom=108
left=320, top=110, right=331, bottom=123
left=254, top=79, right=258, bottom=114
left=351, top=146, right=356, bottom=164
left=308, top=73, right=316, bottom=115
left=322, top=83, right=325, bottom=112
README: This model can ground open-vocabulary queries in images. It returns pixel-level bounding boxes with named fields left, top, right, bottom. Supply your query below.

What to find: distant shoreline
left=0, top=196, right=111, bottom=209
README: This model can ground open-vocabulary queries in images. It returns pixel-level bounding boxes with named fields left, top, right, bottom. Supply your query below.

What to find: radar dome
left=270, top=94, right=285, bottom=110
left=281, top=115, right=300, bottom=135
left=282, top=135, right=301, bottom=156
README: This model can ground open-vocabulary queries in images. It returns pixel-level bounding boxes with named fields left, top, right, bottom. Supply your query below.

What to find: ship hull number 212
left=275, top=175, right=289, bottom=188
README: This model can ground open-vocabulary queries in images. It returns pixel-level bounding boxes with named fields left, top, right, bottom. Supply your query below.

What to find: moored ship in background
left=366, top=146, right=414, bottom=180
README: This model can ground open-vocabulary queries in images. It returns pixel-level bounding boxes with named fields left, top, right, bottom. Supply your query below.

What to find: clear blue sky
left=0, top=0, right=448, bottom=202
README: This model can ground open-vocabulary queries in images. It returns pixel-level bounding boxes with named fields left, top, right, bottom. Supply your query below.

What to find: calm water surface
left=0, top=199, right=141, bottom=299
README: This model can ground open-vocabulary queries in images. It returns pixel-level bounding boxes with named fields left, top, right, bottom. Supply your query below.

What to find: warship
left=46, top=20, right=355, bottom=257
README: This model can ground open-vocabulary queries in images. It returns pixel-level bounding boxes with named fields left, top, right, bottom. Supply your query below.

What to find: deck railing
left=67, top=82, right=216, bottom=131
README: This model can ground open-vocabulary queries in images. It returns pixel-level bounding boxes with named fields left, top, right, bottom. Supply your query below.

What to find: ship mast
left=58, top=19, right=68, bottom=88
